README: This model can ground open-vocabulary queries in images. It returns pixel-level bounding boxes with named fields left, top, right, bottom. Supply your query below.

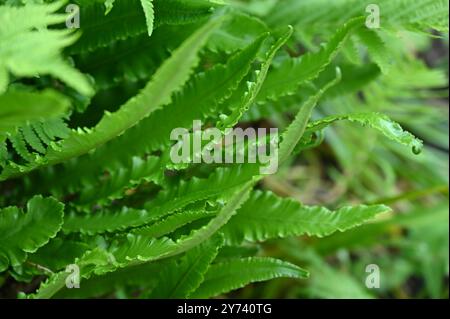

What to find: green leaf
left=47, top=31, right=269, bottom=197
left=0, top=16, right=224, bottom=181
left=132, top=210, right=217, bottom=238
left=0, top=2, right=93, bottom=95
left=75, top=156, right=162, bottom=206
left=61, top=165, right=257, bottom=235
left=0, top=90, right=70, bottom=135
left=87, top=33, right=267, bottom=171
left=147, top=235, right=224, bottom=298
left=191, top=257, right=309, bottom=298
left=0, top=196, right=64, bottom=272
left=46, top=16, right=224, bottom=162
left=28, top=247, right=117, bottom=299
left=28, top=239, right=90, bottom=272
left=140, top=0, right=154, bottom=36
left=109, top=180, right=254, bottom=269
left=218, top=25, right=293, bottom=129
left=63, top=207, right=151, bottom=235
left=257, top=17, right=364, bottom=103
left=74, top=23, right=195, bottom=90
left=32, top=180, right=253, bottom=299
left=222, top=191, right=391, bottom=245
left=356, top=28, right=392, bottom=74
left=143, top=166, right=258, bottom=221
left=278, top=67, right=342, bottom=163
left=69, top=0, right=222, bottom=53
left=305, top=112, right=424, bottom=154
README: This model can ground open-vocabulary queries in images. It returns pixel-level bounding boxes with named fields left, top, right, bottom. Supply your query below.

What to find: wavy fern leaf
left=191, top=257, right=309, bottom=298
left=99, top=181, right=252, bottom=274
left=62, top=165, right=256, bottom=235
left=222, top=191, right=390, bottom=244
left=63, top=207, right=150, bottom=235
left=143, top=165, right=258, bottom=221
left=356, top=28, right=392, bottom=74
left=0, top=196, right=64, bottom=272
left=305, top=112, right=424, bottom=154
left=218, top=26, right=293, bottom=129
left=28, top=247, right=117, bottom=299
left=132, top=210, right=216, bottom=238
left=75, top=156, right=162, bottom=206
left=257, top=17, right=364, bottom=104
left=147, top=235, right=223, bottom=298
left=278, top=68, right=342, bottom=163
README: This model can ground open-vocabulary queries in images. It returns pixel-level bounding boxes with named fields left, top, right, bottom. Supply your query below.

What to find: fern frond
left=95, top=33, right=266, bottom=164
left=61, top=164, right=257, bottom=235
left=140, top=0, right=155, bottom=36
left=356, top=28, right=392, bottom=74
left=278, top=68, right=342, bottom=163
left=218, top=25, right=293, bottom=129
left=143, top=165, right=259, bottom=221
left=63, top=207, right=150, bottom=235
left=0, top=17, right=223, bottom=181
left=75, top=156, right=162, bottom=206
left=69, top=0, right=222, bottom=54
left=257, top=17, right=364, bottom=104
left=191, top=257, right=309, bottom=298
left=45, top=35, right=267, bottom=195
left=147, top=235, right=223, bottom=298
left=0, top=196, right=64, bottom=272
left=1, top=116, right=70, bottom=168
left=0, top=90, right=70, bottom=136
left=28, top=247, right=117, bottom=299
left=132, top=210, right=217, bottom=238
left=222, top=191, right=390, bottom=244
left=0, top=2, right=93, bottom=95
left=107, top=181, right=253, bottom=271
left=74, top=25, right=197, bottom=90
left=305, top=112, right=424, bottom=154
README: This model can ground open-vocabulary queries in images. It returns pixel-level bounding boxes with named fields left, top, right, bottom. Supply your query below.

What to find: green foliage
left=0, top=90, right=69, bottom=135
left=0, top=0, right=447, bottom=299
left=191, top=257, right=309, bottom=298
left=0, top=196, right=64, bottom=272
left=0, top=1, right=93, bottom=95
left=222, top=191, right=390, bottom=244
